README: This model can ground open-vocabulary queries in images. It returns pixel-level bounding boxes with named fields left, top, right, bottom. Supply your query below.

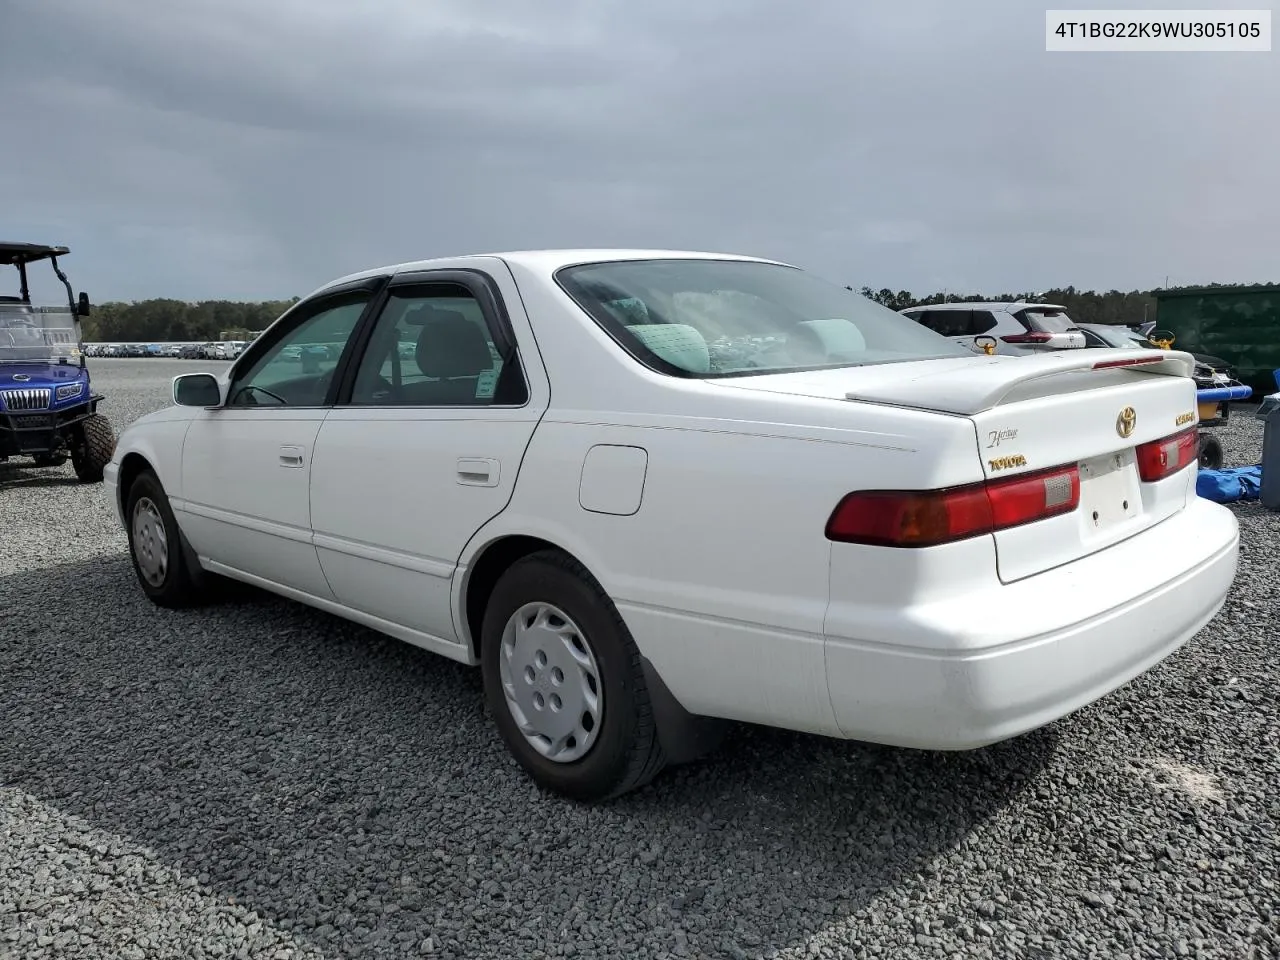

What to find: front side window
left=228, top=292, right=370, bottom=407
left=556, top=259, right=970, bottom=378
left=348, top=285, right=519, bottom=406
left=971, top=310, right=999, bottom=335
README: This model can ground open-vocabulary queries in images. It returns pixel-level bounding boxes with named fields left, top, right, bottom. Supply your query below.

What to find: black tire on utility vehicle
left=1197, top=432, right=1224, bottom=471
left=72, top=413, right=116, bottom=483
left=125, top=468, right=209, bottom=608
left=480, top=550, right=667, bottom=802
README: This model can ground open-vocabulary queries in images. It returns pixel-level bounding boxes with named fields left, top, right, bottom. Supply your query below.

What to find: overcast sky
left=2, top=0, right=1277, bottom=303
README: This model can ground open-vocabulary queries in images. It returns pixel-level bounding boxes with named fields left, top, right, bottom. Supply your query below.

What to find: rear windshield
left=555, top=259, right=970, bottom=378
left=1018, top=307, right=1077, bottom=334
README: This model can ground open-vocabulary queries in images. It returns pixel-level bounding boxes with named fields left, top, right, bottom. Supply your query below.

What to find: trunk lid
left=717, top=349, right=1201, bottom=581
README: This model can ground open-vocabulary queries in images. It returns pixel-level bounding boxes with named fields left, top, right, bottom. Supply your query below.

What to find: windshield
left=0, top=304, right=80, bottom=362
left=1093, top=325, right=1157, bottom=349
left=555, top=258, right=971, bottom=378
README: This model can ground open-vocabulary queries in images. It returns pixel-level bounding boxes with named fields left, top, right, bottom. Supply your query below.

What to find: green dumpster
left=1154, top=284, right=1280, bottom=395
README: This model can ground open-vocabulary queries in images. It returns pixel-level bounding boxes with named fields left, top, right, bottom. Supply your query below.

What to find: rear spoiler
left=844, top=349, right=1197, bottom=416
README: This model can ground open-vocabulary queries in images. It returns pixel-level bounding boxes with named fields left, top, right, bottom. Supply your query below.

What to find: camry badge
left=1116, top=406, right=1136, bottom=439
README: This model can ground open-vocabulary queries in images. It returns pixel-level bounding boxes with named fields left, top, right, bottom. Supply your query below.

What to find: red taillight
left=1136, top=427, right=1198, bottom=482
left=826, top=465, right=1081, bottom=548
left=1001, top=332, right=1053, bottom=344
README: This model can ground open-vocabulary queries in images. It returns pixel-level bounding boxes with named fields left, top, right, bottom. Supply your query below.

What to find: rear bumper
left=824, top=495, right=1239, bottom=749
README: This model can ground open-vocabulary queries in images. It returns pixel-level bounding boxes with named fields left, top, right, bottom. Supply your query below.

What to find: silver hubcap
left=499, top=602, right=603, bottom=763
left=131, top=497, right=169, bottom=587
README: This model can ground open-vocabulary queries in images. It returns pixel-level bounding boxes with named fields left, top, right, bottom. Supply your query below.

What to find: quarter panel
left=466, top=401, right=984, bottom=734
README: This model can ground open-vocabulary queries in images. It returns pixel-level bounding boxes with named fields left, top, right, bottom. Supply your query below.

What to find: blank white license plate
left=1079, top=452, right=1141, bottom=532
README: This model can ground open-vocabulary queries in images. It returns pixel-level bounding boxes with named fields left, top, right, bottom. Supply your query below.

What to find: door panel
left=179, top=411, right=335, bottom=597
left=310, top=412, right=542, bottom=639
left=175, top=282, right=381, bottom=597
left=308, top=271, right=547, bottom=644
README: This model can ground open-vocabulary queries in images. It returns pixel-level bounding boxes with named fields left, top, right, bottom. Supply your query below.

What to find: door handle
left=457, top=457, right=499, bottom=487
left=279, top=444, right=305, bottom=468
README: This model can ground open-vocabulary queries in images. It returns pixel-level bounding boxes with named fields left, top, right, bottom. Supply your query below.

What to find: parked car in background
left=900, top=302, right=1086, bottom=354
left=1078, top=322, right=1237, bottom=378
left=106, top=249, right=1239, bottom=802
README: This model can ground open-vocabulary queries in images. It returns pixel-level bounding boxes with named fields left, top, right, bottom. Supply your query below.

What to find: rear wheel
left=72, top=413, right=116, bottom=483
left=480, top=551, right=666, bottom=802
left=1197, top=433, right=1224, bottom=471
left=125, top=469, right=209, bottom=608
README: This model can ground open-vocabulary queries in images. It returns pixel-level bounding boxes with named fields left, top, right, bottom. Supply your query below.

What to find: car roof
left=315, top=248, right=793, bottom=294
left=903, top=301, right=1069, bottom=313
left=0, top=241, right=70, bottom=266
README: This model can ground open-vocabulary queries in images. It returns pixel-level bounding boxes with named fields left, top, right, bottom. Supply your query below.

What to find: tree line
left=82, top=280, right=1273, bottom=342
left=83, top=298, right=300, bottom=343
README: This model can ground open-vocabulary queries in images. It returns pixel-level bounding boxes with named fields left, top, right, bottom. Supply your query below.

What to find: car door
left=308, top=266, right=549, bottom=648
left=178, top=278, right=385, bottom=597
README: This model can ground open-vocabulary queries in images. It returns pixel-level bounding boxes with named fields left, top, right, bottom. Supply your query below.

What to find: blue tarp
left=1196, top=465, right=1262, bottom=503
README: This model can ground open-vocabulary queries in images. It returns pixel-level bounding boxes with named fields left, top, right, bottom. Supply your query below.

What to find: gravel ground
left=2, top=358, right=1279, bottom=960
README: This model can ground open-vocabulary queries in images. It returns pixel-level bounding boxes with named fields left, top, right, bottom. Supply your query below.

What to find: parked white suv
left=900, top=302, right=1086, bottom=354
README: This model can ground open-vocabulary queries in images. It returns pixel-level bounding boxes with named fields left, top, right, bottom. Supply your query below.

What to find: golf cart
left=0, top=241, right=115, bottom=481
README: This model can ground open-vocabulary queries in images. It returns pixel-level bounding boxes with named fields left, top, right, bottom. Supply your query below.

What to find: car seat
left=404, top=308, right=495, bottom=405
left=626, top=324, right=711, bottom=373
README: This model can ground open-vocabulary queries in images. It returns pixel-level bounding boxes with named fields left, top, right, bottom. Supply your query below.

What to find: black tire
left=72, top=413, right=116, bottom=483
left=1198, top=433, right=1224, bottom=471
left=124, top=469, right=209, bottom=608
left=480, top=550, right=666, bottom=802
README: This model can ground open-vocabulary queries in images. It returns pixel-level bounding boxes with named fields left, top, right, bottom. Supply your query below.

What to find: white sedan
left=104, top=250, right=1240, bottom=802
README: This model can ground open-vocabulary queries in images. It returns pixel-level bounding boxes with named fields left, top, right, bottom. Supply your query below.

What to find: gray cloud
left=2, top=0, right=1277, bottom=302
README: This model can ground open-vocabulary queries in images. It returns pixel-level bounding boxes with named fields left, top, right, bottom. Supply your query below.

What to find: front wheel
left=125, top=469, right=209, bottom=608
left=480, top=551, right=666, bottom=802
left=72, top=413, right=116, bottom=483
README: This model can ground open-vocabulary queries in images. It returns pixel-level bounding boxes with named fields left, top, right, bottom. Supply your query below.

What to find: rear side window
left=1017, top=308, right=1077, bottom=334
left=971, top=310, right=998, bottom=335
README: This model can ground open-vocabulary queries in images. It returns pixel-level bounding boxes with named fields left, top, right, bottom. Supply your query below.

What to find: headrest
left=603, top=297, right=650, bottom=325
left=627, top=323, right=710, bottom=374
left=799, top=318, right=867, bottom=357
left=415, top=308, right=493, bottom=379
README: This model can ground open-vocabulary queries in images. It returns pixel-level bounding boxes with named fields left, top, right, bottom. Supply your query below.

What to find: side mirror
left=77, top=292, right=91, bottom=317
left=173, top=373, right=223, bottom=407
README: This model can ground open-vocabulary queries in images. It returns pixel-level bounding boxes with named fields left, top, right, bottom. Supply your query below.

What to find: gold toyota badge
left=1116, top=406, right=1136, bottom=438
